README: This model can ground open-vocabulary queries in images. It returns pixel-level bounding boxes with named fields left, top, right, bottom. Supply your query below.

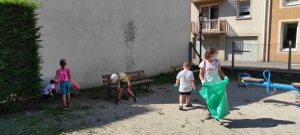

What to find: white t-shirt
left=176, top=70, right=195, bottom=92
left=199, top=59, right=222, bottom=84
left=43, top=84, right=55, bottom=94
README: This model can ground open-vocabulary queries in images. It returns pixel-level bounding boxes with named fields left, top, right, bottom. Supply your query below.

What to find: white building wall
left=37, top=0, right=191, bottom=88
left=218, top=0, right=267, bottom=44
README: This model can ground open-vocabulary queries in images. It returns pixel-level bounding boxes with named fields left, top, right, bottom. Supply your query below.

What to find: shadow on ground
left=223, top=118, right=296, bottom=128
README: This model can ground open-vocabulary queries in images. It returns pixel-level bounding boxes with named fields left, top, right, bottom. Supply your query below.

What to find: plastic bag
left=199, top=78, right=230, bottom=119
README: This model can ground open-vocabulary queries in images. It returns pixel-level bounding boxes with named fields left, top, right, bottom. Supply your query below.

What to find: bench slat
left=107, top=79, right=154, bottom=88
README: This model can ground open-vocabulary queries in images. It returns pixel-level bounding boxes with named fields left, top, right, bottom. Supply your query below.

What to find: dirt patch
left=0, top=81, right=300, bottom=135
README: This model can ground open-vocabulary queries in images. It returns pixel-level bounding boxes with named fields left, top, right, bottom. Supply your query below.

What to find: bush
left=0, top=0, right=42, bottom=113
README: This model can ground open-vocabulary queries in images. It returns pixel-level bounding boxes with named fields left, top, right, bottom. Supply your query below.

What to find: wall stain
left=122, top=18, right=137, bottom=71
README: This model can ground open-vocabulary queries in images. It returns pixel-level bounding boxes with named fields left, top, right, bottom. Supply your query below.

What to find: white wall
left=218, top=0, right=267, bottom=44
left=37, top=0, right=191, bottom=88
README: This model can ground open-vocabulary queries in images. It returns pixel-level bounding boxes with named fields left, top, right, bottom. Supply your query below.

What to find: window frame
left=283, top=0, right=300, bottom=6
left=279, top=21, right=299, bottom=52
left=236, top=0, right=251, bottom=19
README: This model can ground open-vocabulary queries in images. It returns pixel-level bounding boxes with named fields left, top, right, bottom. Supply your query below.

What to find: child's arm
left=126, top=74, right=131, bottom=88
left=190, top=80, right=195, bottom=88
left=174, top=79, right=179, bottom=89
left=175, top=79, right=179, bottom=86
left=48, top=88, right=54, bottom=97
left=68, top=70, right=72, bottom=80
left=117, top=79, right=121, bottom=91
left=55, top=72, right=58, bottom=80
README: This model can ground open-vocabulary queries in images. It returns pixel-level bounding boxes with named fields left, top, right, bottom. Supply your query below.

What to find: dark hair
left=59, top=58, right=67, bottom=68
left=60, top=62, right=66, bottom=68
left=204, top=47, right=217, bottom=60
left=50, top=79, right=56, bottom=84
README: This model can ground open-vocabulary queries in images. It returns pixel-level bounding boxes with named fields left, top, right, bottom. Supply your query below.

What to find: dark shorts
left=120, top=82, right=128, bottom=88
left=180, top=91, right=191, bottom=95
left=42, top=89, right=56, bottom=99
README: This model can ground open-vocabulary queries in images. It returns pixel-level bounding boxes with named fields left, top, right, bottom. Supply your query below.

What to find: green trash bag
left=199, top=78, right=230, bottom=119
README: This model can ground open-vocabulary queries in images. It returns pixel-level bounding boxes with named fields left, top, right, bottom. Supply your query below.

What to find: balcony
left=192, top=0, right=223, bottom=4
left=191, top=19, right=237, bottom=37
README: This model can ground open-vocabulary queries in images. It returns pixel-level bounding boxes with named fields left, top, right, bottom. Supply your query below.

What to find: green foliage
left=0, top=0, right=43, bottom=113
left=151, top=72, right=174, bottom=85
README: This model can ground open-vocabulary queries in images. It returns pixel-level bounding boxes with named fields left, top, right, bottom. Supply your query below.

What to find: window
left=283, top=0, right=300, bottom=6
left=237, top=1, right=250, bottom=18
left=201, top=5, right=218, bottom=30
left=201, top=5, right=218, bottom=21
left=281, top=22, right=298, bottom=51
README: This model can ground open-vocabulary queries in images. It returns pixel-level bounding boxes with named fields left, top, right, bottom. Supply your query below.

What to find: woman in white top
left=199, top=47, right=227, bottom=125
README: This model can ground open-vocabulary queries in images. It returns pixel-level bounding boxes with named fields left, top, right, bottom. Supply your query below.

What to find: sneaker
left=62, top=106, right=67, bottom=110
left=67, top=102, right=71, bottom=107
left=185, top=103, right=193, bottom=107
left=115, top=99, right=120, bottom=105
left=133, top=97, right=137, bottom=102
left=179, top=106, right=183, bottom=110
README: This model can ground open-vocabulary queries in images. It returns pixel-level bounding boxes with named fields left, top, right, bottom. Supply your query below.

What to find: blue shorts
left=60, top=80, right=71, bottom=95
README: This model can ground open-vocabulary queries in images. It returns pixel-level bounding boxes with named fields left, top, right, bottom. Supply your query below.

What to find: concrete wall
left=37, top=0, right=191, bottom=88
left=269, top=0, right=300, bottom=62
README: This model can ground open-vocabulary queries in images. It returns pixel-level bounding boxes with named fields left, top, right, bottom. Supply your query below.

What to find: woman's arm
left=199, top=68, right=204, bottom=81
left=218, top=64, right=226, bottom=78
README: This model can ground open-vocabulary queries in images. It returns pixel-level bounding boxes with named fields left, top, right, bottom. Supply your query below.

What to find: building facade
left=191, top=0, right=269, bottom=63
left=268, top=0, right=300, bottom=62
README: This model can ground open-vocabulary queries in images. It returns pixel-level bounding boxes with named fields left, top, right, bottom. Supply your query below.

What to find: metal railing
left=191, top=19, right=237, bottom=36
left=189, top=42, right=300, bottom=73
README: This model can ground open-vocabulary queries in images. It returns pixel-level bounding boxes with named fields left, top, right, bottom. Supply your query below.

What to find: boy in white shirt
left=174, top=61, right=196, bottom=110
left=43, top=79, right=58, bottom=100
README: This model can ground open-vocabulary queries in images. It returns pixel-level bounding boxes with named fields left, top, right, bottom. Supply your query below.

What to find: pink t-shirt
left=56, top=68, right=71, bottom=81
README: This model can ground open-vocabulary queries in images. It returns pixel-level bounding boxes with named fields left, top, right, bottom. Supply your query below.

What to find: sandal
left=204, top=113, right=212, bottom=120
left=213, top=119, right=223, bottom=125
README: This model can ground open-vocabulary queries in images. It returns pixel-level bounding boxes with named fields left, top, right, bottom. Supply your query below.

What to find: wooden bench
left=102, top=70, right=154, bottom=98
left=170, top=63, right=199, bottom=80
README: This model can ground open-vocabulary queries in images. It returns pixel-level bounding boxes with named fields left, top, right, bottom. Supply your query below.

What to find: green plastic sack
left=200, top=78, right=230, bottom=119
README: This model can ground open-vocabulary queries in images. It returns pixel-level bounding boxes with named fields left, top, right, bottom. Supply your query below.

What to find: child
left=55, top=58, right=72, bottom=110
left=238, top=71, right=250, bottom=87
left=174, top=61, right=196, bottom=110
left=111, top=72, right=137, bottom=105
left=42, top=79, right=58, bottom=100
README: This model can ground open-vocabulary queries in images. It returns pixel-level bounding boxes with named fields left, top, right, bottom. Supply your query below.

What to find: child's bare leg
left=67, top=92, right=71, bottom=103
left=117, top=88, right=123, bottom=99
left=62, top=95, right=66, bottom=106
left=179, top=95, right=184, bottom=106
left=127, top=88, right=135, bottom=97
left=186, top=95, right=191, bottom=105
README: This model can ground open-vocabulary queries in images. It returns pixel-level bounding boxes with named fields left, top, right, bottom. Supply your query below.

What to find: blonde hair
left=183, top=61, right=190, bottom=68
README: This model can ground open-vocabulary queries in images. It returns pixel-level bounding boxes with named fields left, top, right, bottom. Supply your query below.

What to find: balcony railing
left=191, top=19, right=237, bottom=37
left=192, top=0, right=223, bottom=3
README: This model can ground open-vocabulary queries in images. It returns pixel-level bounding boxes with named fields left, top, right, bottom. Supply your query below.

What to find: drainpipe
left=264, top=0, right=271, bottom=62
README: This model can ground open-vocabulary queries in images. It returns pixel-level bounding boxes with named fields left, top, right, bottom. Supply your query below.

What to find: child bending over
left=111, top=72, right=137, bottom=105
